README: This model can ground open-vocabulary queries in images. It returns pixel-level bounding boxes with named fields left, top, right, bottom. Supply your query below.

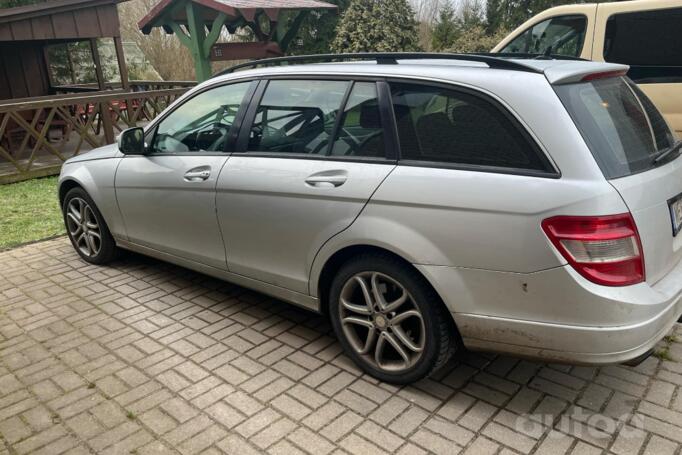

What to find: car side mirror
left=118, top=127, right=146, bottom=155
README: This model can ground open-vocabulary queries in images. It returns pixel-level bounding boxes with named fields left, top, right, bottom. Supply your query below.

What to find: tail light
left=581, top=69, right=628, bottom=82
left=541, top=213, right=645, bottom=286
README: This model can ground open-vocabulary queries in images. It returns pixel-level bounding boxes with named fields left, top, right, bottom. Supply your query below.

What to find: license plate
left=669, top=193, right=682, bottom=237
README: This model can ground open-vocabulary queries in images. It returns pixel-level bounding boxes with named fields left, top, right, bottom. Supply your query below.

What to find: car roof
left=210, top=57, right=629, bottom=87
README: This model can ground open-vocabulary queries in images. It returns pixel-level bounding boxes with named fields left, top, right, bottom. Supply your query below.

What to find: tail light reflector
left=541, top=213, right=645, bottom=286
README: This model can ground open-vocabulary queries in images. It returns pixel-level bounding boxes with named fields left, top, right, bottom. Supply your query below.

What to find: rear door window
left=247, top=80, right=348, bottom=155
left=555, top=77, right=677, bottom=179
left=244, top=79, right=389, bottom=159
left=500, top=15, right=587, bottom=57
left=603, top=8, right=682, bottom=83
left=330, top=82, right=385, bottom=158
left=389, top=82, right=554, bottom=174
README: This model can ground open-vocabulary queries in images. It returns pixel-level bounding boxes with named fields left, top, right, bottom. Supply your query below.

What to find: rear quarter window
left=389, top=82, right=555, bottom=175
left=555, top=77, right=676, bottom=179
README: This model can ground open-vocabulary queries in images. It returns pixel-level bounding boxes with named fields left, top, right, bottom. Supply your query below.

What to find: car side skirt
left=115, top=238, right=320, bottom=313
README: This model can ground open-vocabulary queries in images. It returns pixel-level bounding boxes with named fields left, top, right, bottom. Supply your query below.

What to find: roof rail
left=214, top=52, right=545, bottom=78
left=476, top=52, right=588, bottom=61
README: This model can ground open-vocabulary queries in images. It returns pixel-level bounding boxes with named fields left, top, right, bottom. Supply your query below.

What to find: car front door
left=494, top=7, right=596, bottom=59
left=216, top=79, right=397, bottom=294
left=115, top=81, right=254, bottom=269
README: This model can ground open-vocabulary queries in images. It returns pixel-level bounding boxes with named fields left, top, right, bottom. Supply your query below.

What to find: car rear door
left=216, top=78, right=396, bottom=294
left=593, top=1, right=682, bottom=137
left=115, top=80, right=255, bottom=269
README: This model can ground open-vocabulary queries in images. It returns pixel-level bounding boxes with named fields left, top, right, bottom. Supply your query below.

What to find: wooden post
left=185, top=2, right=212, bottom=82
left=164, top=3, right=227, bottom=82
left=66, top=44, right=76, bottom=84
left=41, top=45, right=56, bottom=92
left=89, top=38, right=106, bottom=91
left=113, top=36, right=129, bottom=91
left=90, top=39, right=114, bottom=143
left=99, top=101, right=115, bottom=144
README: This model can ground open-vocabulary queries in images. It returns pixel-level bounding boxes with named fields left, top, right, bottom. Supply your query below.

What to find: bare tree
left=413, top=0, right=489, bottom=50
left=118, top=0, right=196, bottom=81
left=411, top=0, right=442, bottom=50
left=411, top=0, right=441, bottom=24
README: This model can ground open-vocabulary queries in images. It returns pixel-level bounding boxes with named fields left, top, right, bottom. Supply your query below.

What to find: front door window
left=501, top=15, right=587, bottom=57
left=151, top=82, right=251, bottom=153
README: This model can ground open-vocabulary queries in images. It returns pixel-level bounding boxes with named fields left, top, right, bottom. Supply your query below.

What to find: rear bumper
left=454, top=298, right=680, bottom=364
left=417, top=257, right=682, bottom=365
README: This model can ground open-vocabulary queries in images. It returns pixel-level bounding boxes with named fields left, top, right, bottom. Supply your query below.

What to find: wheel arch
left=314, top=244, right=454, bottom=321
left=58, top=178, right=84, bottom=207
left=58, top=158, right=126, bottom=239
left=316, top=243, right=463, bottom=381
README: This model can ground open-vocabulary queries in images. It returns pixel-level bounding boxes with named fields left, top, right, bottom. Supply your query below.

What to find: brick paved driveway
left=2, top=238, right=682, bottom=455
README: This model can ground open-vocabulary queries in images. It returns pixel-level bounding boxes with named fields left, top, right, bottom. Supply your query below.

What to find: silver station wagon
left=58, top=53, right=682, bottom=383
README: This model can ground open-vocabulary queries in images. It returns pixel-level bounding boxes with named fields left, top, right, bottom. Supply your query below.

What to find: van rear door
left=592, top=2, right=682, bottom=137
left=555, top=75, right=682, bottom=285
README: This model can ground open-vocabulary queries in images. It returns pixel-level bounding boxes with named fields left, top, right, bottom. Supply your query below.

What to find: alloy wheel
left=339, top=271, right=426, bottom=372
left=65, top=197, right=102, bottom=258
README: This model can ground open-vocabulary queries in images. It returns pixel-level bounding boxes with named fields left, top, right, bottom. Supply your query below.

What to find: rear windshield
left=555, top=77, right=676, bottom=179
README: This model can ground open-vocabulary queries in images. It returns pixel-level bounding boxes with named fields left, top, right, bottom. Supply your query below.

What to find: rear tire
left=328, top=253, right=458, bottom=384
left=62, top=187, right=119, bottom=265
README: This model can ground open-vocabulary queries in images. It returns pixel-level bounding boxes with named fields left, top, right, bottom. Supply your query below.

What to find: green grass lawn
left=0, top=176, right=65, bottom=250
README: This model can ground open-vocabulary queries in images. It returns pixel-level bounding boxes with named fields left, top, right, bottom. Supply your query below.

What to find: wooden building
left=0, top=0, right=129, bottom=101
left=0, top=0, right=193, bottom=184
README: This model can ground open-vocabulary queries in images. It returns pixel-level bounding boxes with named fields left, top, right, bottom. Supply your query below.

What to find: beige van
left=492, top=0, right=682, bottom=137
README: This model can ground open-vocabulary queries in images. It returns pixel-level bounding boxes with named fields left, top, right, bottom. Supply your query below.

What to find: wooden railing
left=0, top=85, right=192, bottom=184
left=129, top=81, right=196, bottom=91
left=53, top=81, right=196, bottom=94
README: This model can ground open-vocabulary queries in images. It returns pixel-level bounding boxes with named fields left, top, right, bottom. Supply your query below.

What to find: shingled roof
left=0, top=0, right=126, bottom=41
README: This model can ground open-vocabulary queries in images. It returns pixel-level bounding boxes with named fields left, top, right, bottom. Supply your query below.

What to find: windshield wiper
left=652, top=140, right=682, bottom=165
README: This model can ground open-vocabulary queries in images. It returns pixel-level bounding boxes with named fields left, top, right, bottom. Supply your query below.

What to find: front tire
left=329, top=253, right=458, bottom=384
left=62, top=187, right=119, bottom=264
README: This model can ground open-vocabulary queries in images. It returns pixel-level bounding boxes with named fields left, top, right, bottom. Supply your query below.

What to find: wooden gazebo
left=138, top=0, right=337, bottom=82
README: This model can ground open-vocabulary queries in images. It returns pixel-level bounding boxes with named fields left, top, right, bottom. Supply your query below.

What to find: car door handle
left=304, top=174, right=348, bottom=188
left=184, top=168, right=210, bottom=182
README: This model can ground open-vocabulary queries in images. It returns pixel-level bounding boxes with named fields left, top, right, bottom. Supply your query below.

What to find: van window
left=389, top=82, right=553, bottom=173
left=604, top=8, right=682, bottom=83
left=247, top=80, right=349, bottom=154
left=500, top=15, right=587, bottom=57
left=555, top=77, right=677, bottom=179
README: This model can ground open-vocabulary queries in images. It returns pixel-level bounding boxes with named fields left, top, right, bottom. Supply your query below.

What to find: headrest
left=359, top=102, right=382, bottom=129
